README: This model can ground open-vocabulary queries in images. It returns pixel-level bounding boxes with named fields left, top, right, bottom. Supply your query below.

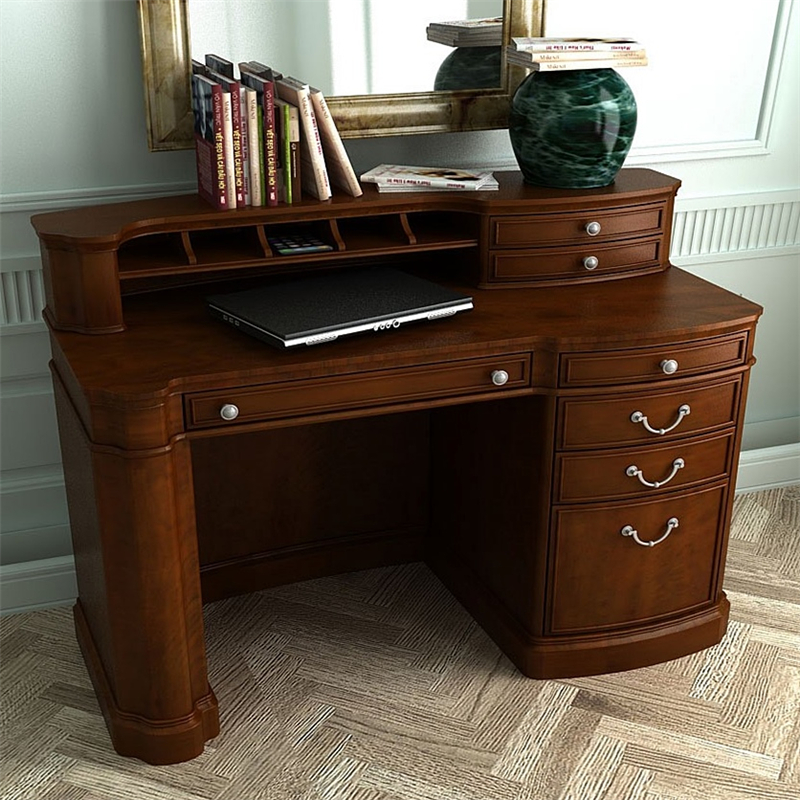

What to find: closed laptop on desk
left=207, top=267, right=473, bottom=348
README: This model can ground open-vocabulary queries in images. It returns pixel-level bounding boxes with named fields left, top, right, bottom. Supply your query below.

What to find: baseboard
left=735, top=442, right=800, bottom=492
left=1, top=444, right=797, bottom=615
left=0, top=555, right=77, bottom=615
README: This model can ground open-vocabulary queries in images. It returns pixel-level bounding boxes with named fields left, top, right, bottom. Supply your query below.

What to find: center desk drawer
left=558, top=376, right=742, bottom=449
left=186, top=352, right=532, bottom=428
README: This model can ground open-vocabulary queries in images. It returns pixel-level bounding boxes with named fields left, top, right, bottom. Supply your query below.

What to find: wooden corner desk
left=32, top=169, right=762, bottom=764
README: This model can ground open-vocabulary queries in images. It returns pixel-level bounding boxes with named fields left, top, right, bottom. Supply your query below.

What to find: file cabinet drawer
left=549, top=484, right=726, bottom=633
left=558, top=377, right=742, bottom=449
left=560, top=333, right=749, bottom=387
left=491, top=203, right=666, bottom=248
left=553, top=430, right=735, bottom=503
left=186, top=352, right=532, bottom=428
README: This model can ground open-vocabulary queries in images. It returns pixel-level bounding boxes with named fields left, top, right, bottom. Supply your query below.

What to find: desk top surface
left=50, top=267, right=761, bottom=399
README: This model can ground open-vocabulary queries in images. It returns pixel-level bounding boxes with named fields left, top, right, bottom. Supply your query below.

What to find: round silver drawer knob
left=491, top=369, right=509, bottom=386
left=585, top=221, right=602, bottom=236
left=583, top=255, right=599, bottom=271
left=219, top=403, right=240, bottom=421
left=661, top=359, right=679, bottom=375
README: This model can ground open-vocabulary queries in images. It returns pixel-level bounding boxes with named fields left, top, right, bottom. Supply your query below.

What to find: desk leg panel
left=52, top=375, right=219, bottom=763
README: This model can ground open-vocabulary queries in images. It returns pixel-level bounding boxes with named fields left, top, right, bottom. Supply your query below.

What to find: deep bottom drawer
left=548, top=484, right=727, bottom=633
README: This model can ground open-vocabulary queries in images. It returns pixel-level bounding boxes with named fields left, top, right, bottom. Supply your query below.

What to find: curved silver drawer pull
left=491, top=369, right=509, bottom=386
left=626, top=458, right=685, bottom=488
left=660, top=358, right=679, bottom=375
left=621, top=517, right=680, bottom=547
left=583, top=255, right=599, bottom=270
left=585, top=221, right=602, bottom=236
left=630, top=403, right=691, bottom=435
left=219, top=403, right=240, bottom=421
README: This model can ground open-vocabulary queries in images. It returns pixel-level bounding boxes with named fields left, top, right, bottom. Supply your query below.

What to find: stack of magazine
left=360, top=164, right=499, bottom=193
left=191, top=54, right=362, bottom=210
left=426, top=17, right=504, bottom=48
left=506, top=38, right=648, bottom=72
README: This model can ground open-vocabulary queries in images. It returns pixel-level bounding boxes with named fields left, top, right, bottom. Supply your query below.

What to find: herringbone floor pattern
left=1, top=486, right=798, bottom=800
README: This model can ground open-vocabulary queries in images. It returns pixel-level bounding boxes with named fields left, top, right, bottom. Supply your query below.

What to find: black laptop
left=206, top=267, right=474, bottom=348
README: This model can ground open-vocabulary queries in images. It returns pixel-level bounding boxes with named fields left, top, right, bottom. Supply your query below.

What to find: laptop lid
left=207, top=267, right=473, bottom=348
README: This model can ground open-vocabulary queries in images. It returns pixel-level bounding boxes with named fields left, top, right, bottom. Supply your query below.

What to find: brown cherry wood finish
left=32, top=169, right=762, bottom=764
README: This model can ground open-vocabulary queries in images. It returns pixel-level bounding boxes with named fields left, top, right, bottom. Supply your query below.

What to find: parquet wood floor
left=1, top=486, right=798, bottom=800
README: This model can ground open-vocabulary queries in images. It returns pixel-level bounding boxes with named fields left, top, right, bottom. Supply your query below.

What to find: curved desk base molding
left=74, top=602, right=220, bottom=765
left=431, top=551, right=730, bottom=679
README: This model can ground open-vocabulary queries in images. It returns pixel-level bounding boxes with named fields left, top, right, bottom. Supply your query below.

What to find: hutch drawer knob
left=626, top=458, right=686, bottom=488
left=219, top=403, right=240, bottom=421
left=621, top=517, right=680, bottom=547
left=630, top=403, right=691, bottom=435
left=491, top=369, right=509, bottom=386
left=585, top=221, right=602, bottom=236
left=661, top=358, right=679, bottom=375
left=583, top=255, right=599, bottom=271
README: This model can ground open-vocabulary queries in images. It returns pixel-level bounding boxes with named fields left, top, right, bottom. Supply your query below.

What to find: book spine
left=239, top=90, right=251, bottom=205
left=519, top=57, right=649, bottom=71
left=513, top=38, right=642, bottom=52
left=310, top=90, right=362, bottom=198
left=244, top=88, right=262, bottom=206
left=365, top=174, right=490, bottom=190
left=286, top=104, right=301, bottom=203
left=263, top=80, right=279, bottom=207
left=524, top=50, right=647, bottom=62
left=220, top=91, right=236, bottom=210
left=228, top=83, right=245, bottom=207
left=281, top=102, right=292, bottom=203
left=211, top=84, right=229, bottom=209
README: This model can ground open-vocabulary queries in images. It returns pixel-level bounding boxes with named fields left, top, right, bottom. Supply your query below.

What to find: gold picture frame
left=137, top=0, right=545, bottom=151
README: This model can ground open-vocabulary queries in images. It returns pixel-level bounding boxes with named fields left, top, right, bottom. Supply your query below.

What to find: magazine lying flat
left=361, top=164, right=496, bottom=190
left=207, top=267, right=474, bottom=349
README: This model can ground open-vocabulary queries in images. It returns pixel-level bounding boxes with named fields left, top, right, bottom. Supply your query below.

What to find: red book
left=191, top=73, right=229, bottom=210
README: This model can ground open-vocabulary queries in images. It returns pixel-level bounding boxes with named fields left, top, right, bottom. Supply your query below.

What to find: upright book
left=276, top=76, right=331, bottom=201
left=190, top=72, right=230, bottom=210
left=309, top=86, right=362, bottom=197
left=239, top=63, right=280, bottom=206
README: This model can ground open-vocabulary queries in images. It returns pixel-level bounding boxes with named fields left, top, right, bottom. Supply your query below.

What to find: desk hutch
left=32, top=169, right=762, bottom=764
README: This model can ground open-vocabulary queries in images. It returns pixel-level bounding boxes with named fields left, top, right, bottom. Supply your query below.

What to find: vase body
left=509, top=68, right=637, bottom=188
left=434, top=47, right=502, bottom=91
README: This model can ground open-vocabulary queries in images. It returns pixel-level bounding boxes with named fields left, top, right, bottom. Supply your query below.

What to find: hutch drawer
left=553, top=430, right=735, bottom=503
left=557, top=376, right=742, bottom=449
left=185, top=352, right=532, bottom=428
left=559, top=333, right=749, bottom=387
left=548, top=483, right=727, bottom=633
left=490, top=203, right=666, bottom=248
left=491, top=238, right=662, bottom=282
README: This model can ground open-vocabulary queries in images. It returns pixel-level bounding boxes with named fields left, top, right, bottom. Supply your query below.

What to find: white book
left=244, top=87, right=262, bottom=207
left=276, top=77, right=331, bottom=201
left=361, top=164, right=496, bottom=190
left=219, top=90, right=236, bottom=210
left=309, top=87, right=362, bottom=198
left=512, top=37, right=643, bottom=52
left=506, top=49, right=648, bottom=71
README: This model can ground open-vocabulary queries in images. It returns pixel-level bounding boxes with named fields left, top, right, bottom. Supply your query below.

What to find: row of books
left=506, top=38, right=648, bottom=72
left=360, top=164, right=498, bottom=193
left=191, top=54, right=362, bottom=210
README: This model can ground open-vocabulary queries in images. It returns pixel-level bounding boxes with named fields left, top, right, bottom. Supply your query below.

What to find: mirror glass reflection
left=188, top=0, right=503, bottom=96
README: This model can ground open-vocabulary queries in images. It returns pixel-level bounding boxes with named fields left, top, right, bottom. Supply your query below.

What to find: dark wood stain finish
left=32, top=169, right=762, bottom=764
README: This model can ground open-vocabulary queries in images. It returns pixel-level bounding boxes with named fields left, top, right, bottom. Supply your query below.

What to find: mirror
left=137, top=0, right=545, bottom=151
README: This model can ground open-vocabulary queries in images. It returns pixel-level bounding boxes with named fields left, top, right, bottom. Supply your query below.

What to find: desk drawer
left=186, top=352, right=532, bottom=428
left=549, top=484, right=727, bottom=633
left=554, top=430, right=735, bottom=503
left=560, top=334, right=749, bottom=387
left=491, top=239, right=662, bottom=282
left=491, top=204, right=666, bottom=248
left=558, top=377, right=742, bottom=449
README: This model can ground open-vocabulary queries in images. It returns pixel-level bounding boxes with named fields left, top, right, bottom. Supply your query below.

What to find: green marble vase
left=434, top=46, right=502, bottom=91
left=509, top=68, right=637, bottom=188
